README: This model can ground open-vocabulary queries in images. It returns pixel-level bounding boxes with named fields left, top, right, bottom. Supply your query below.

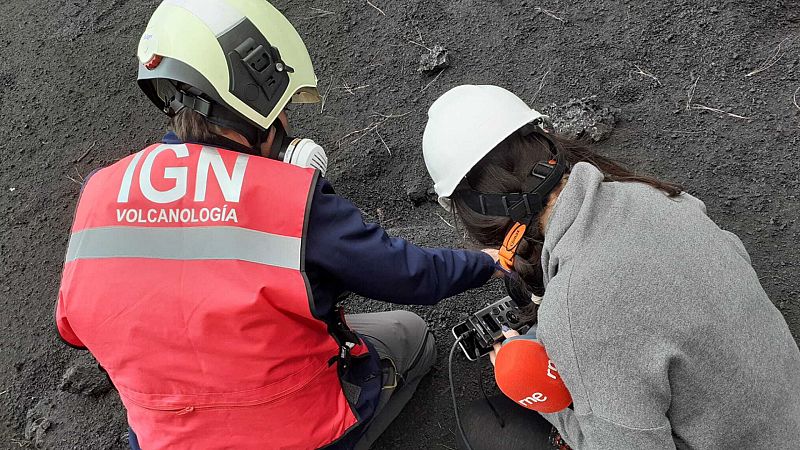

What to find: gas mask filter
left=282, top=138, right=328, bottom=177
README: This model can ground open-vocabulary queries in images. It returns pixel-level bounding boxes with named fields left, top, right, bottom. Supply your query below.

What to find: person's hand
left=489, top=327, right=520, bottom=366
left=481, top=248, right=507, bottom=278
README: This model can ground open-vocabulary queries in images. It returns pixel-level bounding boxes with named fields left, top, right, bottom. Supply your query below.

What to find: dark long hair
left=452, top=131, right=682, bottom=310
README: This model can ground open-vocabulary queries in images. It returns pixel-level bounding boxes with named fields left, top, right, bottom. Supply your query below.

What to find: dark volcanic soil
left=1, top=1, right=799, bottom=449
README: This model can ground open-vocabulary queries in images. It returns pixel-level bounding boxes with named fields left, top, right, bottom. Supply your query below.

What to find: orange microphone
left=494, top=336, right=572, bottom=413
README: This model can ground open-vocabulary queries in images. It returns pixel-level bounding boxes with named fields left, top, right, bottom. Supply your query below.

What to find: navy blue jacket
left=123, top=133, right=495, bottom=449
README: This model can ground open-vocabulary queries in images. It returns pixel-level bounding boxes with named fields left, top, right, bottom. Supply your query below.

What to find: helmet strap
left=166, top=87, right=296, bottom=158
left=457, top=135, right=569, bottom=225
left=190, top=134, right=262, bottom=157
left=267, top=120, right=290, bottom=161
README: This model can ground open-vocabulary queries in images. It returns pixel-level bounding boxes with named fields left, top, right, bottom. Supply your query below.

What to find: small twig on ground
left=745, top=38, right=791, bottom=78
left=436, top=213, right=455, bottom=229
left=793, top=86, right=800, bottom=111
left=75, top=142, right=96, bottom=163
left=375, top=130, right=391, bottom=155
left=662, top=129, right=706, bottom=135
left=371, top=111, right=412, bottom=120
left=336, top=82, right=370, bottom=95
left=74, top=166, right=85, bottom=182
left=337, top=111, right=411, bottom=148
left=632, top=64, right=662, bottom=86
left=690, top=104, right=750, bottom=120
left=407, top=39, right=431, bottom=51
left=531, top=67, right=551, bottom=102
left=320, top=77, right=336, bottom=113
left=422, top=68, right=447, bottom=92
left=534, top=7, right=566, bottom=23
left=686, top=76, right=700, bottom=110
left=406, top=28, right=431, bottom=51
left=0, top=389, right=8, bottom=395
left=308, top=7, right=335, bottom=18
left=339, top=123, right=380, bottom=143
left=366, top=0, right=385, bottom=16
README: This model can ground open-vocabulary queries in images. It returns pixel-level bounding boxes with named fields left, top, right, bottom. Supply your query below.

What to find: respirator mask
left=274, top=137, right=328, bottom=177
left=267, top=119, right=329, bottom=176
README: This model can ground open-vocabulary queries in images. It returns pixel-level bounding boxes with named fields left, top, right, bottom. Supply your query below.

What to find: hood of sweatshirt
left=540, top=162, right=607, bottom=288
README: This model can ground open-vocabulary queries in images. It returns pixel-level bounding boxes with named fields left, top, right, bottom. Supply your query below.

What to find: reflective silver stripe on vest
left=65, top=226, right=301, bottom=270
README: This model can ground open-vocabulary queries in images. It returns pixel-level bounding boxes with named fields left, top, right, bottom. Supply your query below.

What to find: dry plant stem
left=745, top=38, right=790, bottom=78
left=75, top=141, right=96, bottom=163
left=408, top=40, right=431, bottom=51
left=339, top=124, right=379, bottom=143
left=422, top=68, right=447, bottom=92
left=371, top=111, right=412, bottom=120
left=320, top=77, right=335, bottom=113
left=337, top=112, right=410, bottom=147
left=436, top=213, right=455, bottom=229
left=534, top=7, right=566, bottom=23
left=366, top=0, right=385, bottom=16
left=663, top=129, right=706, bottom=135
left=531, top=68, right=551, bottom=102
left=375, top=130, right=391, bottom=155
left=690, top=104, right=750, bottom=120
left=793, top=86, right=800, bottom=111
left=633, top=64, right=662, bottom=86
left=686, top=76, right=700, bottom=110
left=309, top=7, right=335, bottom=18
left=337, top=83, right=370, bottom=95
left=408, top=28, right=431, bottom=51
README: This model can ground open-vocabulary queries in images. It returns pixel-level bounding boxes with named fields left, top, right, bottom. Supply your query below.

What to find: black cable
left=479, top=357, right=505, bottom=428
left=450, top=333, right=474, bottom=450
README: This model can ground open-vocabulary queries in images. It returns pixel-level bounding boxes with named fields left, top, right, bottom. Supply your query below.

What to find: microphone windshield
left=494, top=337, right=572, bottom=413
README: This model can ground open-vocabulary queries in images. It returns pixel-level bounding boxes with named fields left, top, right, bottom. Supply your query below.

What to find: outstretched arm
left=305, top=178, right=495, bottom=305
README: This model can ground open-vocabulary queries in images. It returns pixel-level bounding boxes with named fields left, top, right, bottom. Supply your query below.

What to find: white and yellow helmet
left=137, top=0, right=319, bottom=144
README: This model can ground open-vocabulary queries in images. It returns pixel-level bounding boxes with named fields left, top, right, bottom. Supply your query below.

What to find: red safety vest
left=56, top=142, right=367, bottom=449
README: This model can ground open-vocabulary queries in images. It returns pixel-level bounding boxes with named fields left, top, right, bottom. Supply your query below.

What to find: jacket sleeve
left=305, top=178, right=495, bottom=305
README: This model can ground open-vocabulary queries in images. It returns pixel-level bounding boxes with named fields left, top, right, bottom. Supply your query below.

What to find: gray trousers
left=345, top=311, right=437, bottom=450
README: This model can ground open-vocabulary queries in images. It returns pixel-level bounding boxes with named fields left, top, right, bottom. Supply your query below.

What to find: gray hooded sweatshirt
left=536, top=162, right=800, bottom=449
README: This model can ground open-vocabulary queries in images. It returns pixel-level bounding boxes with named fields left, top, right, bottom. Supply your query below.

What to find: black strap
left=166, top=89, right=265, bottom=151
left=168, top=88, right=297, bottom=163
left=459, top=148, right=568, bottom=224
left=325, top=307, right=362, bottom=373
left=267, top=120, right=290, bottom=161
left=188, top=135, right=262, bottom=157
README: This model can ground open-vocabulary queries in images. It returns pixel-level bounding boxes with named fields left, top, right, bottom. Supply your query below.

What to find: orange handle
left=498, top=222, right=527, bottom=271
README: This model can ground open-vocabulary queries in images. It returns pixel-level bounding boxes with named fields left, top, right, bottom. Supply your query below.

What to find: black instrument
left=451, top=296, right=530, bottom=361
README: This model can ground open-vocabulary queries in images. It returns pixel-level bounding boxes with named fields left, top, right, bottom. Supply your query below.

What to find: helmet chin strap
left=267, top=120, right=290, bottom=160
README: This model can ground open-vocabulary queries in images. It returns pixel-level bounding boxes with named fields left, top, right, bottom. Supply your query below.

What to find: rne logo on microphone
left=518, top=392, right=548, bottom=406
left=547, top=359, right=559, bottom=380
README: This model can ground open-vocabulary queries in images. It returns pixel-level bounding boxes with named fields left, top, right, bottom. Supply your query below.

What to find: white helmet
left=423, top=85, right=549, bottom=210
